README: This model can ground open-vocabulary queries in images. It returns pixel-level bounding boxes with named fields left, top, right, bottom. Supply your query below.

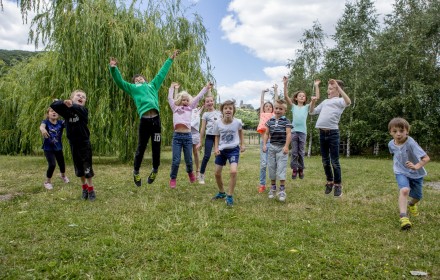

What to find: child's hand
left=405, top=161, right=419, bottom=170
left=262, top=88, right=269, bottom=93
left=240, top=145, right=246, bottom=153
left=206, top=81, right=213, bottom=89
left=215, top=149, right=220, bottom=156
left=196, top=143, right=202, bottom=150
left=64, top=100, right=73, bottom=107
left=273, top=84, right=278, bottom=90
left=283, top=76, right=288, bottom=85
left=314, top=79, right=321, bottom=86
left=310, top=96, right=318, bottom=102
left=282, top=146, right=289, bottom=154
left=40, top=128, right=49, bottom=138
left=171, top=82, right=179, bottom=89
left=262, top=144, right=267, bottom=153
left=171, top=50, right=180, bottom=59
left=109, top=57, right=117, bottom=67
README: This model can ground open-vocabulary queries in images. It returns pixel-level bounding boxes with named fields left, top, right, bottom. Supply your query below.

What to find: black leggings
left=44, top=150, right=66, bottom=178
left=134, top=115, right=162, bottom=172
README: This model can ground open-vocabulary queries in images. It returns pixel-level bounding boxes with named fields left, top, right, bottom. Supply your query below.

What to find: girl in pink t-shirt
left=257, top=84, right=278, bottom=193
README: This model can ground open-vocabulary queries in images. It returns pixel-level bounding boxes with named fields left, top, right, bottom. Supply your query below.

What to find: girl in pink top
left=257, top=84, right=278, bottom=193
left=168, top=82, right=212, bottom=188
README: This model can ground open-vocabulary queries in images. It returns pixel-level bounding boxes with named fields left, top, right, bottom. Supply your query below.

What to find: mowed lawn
left=1, top=148, right=439, bottom=279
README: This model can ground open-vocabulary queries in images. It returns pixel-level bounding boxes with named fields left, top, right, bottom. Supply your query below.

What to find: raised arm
left=191, top=82, right=212, bottom=108
left=309, top=96, right=318, bottom=114
left=273, top=84, right=278, bottom=102
left=109, top=57, right=135, bottom=94
left=313, top=79, right=321, bottom=100
left=260, top=89, right=269, bottom=114
left=150, top=50, right=180, bottom=91
left=283, top=76, right=293, bottom=106
left=168, top=82, right=179, bottom=110
left=330, top=79, right=351, bottom=106
left=173, top=82, right=180, bottom=99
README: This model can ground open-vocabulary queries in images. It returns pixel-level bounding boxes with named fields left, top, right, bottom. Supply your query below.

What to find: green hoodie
left=109, top=58, right=173, bottom=117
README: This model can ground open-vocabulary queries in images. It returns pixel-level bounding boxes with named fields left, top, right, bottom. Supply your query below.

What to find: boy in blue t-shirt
left=388, top=117, right=430, bottom=230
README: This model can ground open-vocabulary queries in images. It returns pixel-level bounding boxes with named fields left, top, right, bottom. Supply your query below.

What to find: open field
left=1, top=149, right=439, bottom=279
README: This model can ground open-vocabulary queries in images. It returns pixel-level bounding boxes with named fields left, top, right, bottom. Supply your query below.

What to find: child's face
left=389, top=126, right=408, bottom=144
left=48, top=108, right=59, bottom=120
left=204, top=97, right=214, bottom=110
left=295, top=92, right=307, bottom=104
left=181, top=97, right=189, bottom=106
left=72, top=91, right=87, bottom=106
left=222, top=104, right=234, bottom=118
left=327, top=81, right=339, bottom=98
left=274, top=104, right=286, bottom=118
left=134, top=76, right=145, bottom=84
left=263, top=103, right=273, bottom=113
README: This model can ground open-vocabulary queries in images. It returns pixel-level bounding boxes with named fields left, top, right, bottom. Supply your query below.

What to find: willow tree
left=0, top=0, right=212, bottom=160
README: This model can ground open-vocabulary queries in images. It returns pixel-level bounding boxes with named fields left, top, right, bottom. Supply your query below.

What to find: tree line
left=1, top=0, right=439, bottom=159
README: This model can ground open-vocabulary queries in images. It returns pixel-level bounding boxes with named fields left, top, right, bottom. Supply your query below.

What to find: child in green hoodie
left=109, top=50, right=179, bottom=187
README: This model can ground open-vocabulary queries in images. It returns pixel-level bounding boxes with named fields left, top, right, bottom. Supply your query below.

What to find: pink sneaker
left=188, top=172, right=196, bottom=183
left=44, top=182, right=53, bottom=190
left=60, top=174, right=70, bottom=183
left=170, top=179, right=176, bottom=189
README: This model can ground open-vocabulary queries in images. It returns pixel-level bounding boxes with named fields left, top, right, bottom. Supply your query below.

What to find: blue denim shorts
left=395, top=174, right=423, bottom=200
left=215, top=146, right=240, bottom=166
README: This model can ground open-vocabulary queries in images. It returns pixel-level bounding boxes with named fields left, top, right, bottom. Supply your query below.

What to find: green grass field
left=1, top=148, right=439, bottom=279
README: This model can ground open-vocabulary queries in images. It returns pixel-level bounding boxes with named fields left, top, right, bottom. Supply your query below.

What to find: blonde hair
left=174, top=91, right=193, bottom=106
left=70, top=89, right=86, bottom=99
left=44, top=107, right=57, bottom=119
left=275, top=99, right=287, bottom=110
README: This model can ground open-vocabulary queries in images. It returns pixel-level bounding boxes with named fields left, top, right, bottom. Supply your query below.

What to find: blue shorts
left=395, top=174, right=423, bottom=200
left=215, top=146, right=240, bottom=166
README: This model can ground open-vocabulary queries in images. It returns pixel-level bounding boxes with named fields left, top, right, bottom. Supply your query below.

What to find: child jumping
left=263, top=99, right=292, bottom=202
left=309, top=79, right=351, bottom=197
left=196, top=95, right=222, bottom=184
left=256, top=85, right=278, bottom=193
left=211, top=100, right=245, bottom=207
left=388, top=117, right=430, bottom=230
left=40, top=107, right=69, bottom=190
left=109, top=50, right=179, bottom=187
left=50, top=90, right=96, bottom=201
left=168, top=81, right=212, bottom=188
left=284, top=77, right=320, bottom=180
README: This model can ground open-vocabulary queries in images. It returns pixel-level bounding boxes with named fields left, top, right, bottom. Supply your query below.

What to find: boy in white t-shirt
left=211, top=100, right=245, bottom=207
left=309, top=79, right=351, bottom=197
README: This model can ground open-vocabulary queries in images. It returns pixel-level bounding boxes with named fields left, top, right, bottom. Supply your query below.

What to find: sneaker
left=334, top=184, right=343, bottom=197
left=188, top=172, right=196, bottom=183
left=226, top=195, right=234, bottom=207
left=88, top=190, right=96, bottom=201
left=408, top=204, right=419, bottom=217
left=43, top=182, right=53, bottom=190
left=212, top=192, right=226, bottom=200
left=268, top=187, right=276, bottom=199
left=298, top=169, right=304, bottom=179
left=147, top=170, right=157, bottom=184
left=291, top=169, right=297, bottom=179
left=278, top=191, right=286, bottom=202
left=169, top=179, right=176, bottom=189
left=400, top=217, right=412, bottom=230
left=82, top=189, right=88, bottom=200
left=133, top=172, right=142, bottom=187
left=325, top=183, right=333, bottom=195
left=258, top=185, right=266, bottom=193
left=198, top=174, right=205, bottom=185
left=60, top=174, right=70, bottom=183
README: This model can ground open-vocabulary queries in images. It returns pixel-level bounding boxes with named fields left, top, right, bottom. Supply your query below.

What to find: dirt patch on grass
left=0, top=192, right=23, bottom=202
left=426, top=181, right=440, bottom=190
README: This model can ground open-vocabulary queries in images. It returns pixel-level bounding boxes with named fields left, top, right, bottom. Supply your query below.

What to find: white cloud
left=216, top=65, right=289, bottom=109
left=220, top=0, right=394, bottom=63
left=0, top=1, right=39, bottom=51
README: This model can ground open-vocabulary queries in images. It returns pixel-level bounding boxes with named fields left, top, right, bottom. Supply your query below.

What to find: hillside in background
left=0, top=49, right=38, bottom=66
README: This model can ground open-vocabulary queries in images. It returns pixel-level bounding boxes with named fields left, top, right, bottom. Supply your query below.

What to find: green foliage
left=235, top=108, right=259, bottom=130
left=0, top=0, right=212, bottom=160
left=1, top=152, right=440, bottom=278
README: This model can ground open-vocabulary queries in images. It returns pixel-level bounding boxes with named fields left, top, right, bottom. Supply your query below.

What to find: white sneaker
left=198, top=174, right=205, bottom=185
left=44, top=182, right=53, bottom=190
left=60, top=174, right=70, bottom=183
left=268, top=188, right=276, bottom=199
left=278, top=191, right=286, bottom=202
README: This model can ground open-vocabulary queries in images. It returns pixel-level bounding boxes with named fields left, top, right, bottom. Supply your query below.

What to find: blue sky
left=1, top=0, right=394, bottom=108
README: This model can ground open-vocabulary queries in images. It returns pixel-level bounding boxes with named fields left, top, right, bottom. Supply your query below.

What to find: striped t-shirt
left=265, top=116, right=292, bottom=146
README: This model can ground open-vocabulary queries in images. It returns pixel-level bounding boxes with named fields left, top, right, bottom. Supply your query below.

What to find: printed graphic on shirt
left=221, top=130, right=235, bottom=144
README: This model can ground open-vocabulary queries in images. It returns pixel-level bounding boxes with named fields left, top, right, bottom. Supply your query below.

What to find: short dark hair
left=292, top=91, right=308, bottom=105
left=388, top=117, right=410, bottom=132
left=131, top=74, right=147, bottom=83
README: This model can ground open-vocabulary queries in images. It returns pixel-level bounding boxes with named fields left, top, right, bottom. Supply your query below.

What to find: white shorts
left=191, top=128, right=200, bottom=145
